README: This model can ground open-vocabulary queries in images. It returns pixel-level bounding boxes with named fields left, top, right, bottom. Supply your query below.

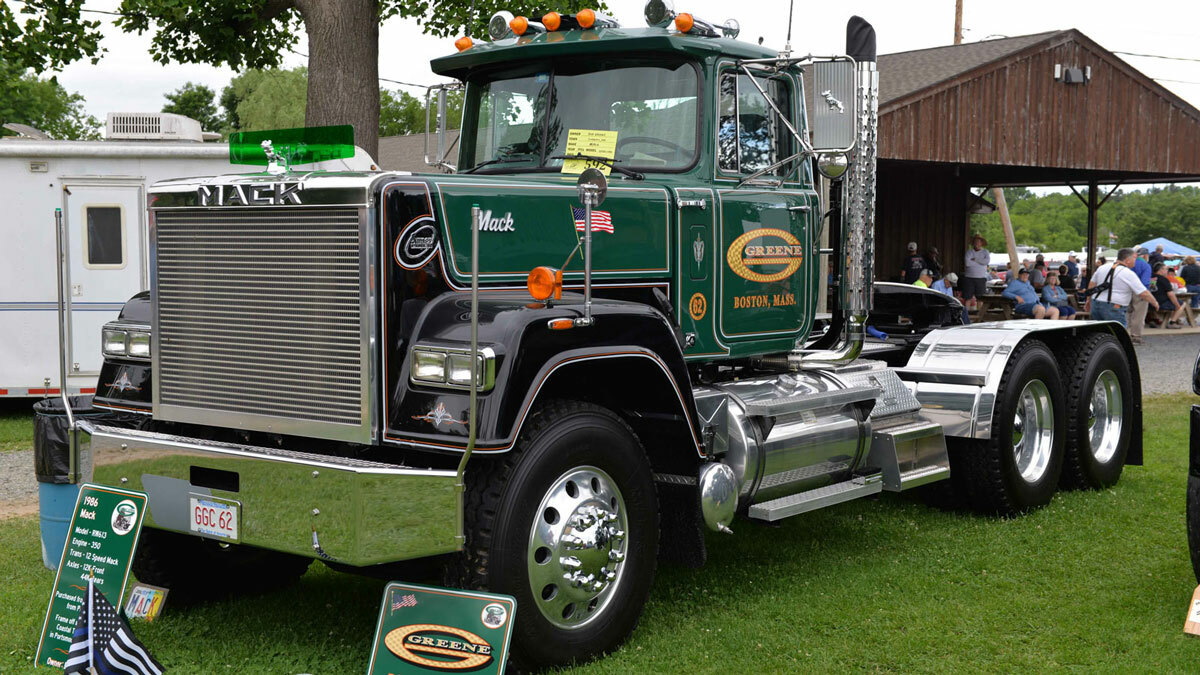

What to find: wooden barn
left=876, top=29, right=1200, bottom=279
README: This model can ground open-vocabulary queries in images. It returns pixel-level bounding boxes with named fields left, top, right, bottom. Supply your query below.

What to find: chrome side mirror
left=424, top=85, right=459, bottom=172
left=809, top=58, right=857, bottom=153
left=815, top=152, right=849, bottom=180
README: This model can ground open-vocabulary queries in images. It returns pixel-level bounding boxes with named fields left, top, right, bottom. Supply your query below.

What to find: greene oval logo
left=384, top=624, right=493, bottom=671
left=726, top=228, right=804, bottom=283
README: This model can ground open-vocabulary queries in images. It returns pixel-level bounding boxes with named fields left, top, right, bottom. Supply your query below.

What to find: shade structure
left=1134, top=237, right=1200, bottom=257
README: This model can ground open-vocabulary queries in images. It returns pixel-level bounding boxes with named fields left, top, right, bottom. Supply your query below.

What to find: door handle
left=678, top=199, right=707, bottom=210
left=788, top=205, right=811, bottom=212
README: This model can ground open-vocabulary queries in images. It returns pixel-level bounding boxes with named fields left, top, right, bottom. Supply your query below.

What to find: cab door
left=63, top=180, right=145, bottom=376
left=713, top=67, right=817, bottom=354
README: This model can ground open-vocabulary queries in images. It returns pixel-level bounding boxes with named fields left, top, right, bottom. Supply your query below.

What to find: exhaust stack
left=804, top=17, right=877, bottom=365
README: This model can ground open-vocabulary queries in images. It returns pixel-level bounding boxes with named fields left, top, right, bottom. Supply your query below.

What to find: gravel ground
left=0, top=450, right=36, bottom=517
left=1135, top=333, right=1200, bottom=395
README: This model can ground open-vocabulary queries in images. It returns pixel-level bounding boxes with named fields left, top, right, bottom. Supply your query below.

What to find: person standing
left=1065, top=254, right=1080, bottom=283
left=926, top=246, right=943, bottom=280
left=963, top=233, right=990, bottom=311
left=1180, top=255, right=1200, bottom=309
left=1087, top=248, right=1158, bottom=339
left=1149, top=244, right=1165, bottom=267
left=1128, top=248, right=1153, bottom=341
left=900, top=242, right=926, bottom=283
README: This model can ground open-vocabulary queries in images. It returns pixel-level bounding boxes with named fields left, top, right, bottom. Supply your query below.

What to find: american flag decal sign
left=391, top=593, right=418, bottom=612
left=571, top=206, right=614, bottom=234
left=65, top=578, right=164, bottom=675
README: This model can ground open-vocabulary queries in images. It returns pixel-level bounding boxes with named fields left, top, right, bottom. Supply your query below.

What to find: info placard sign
left=35, top=484, right=147, bottom=669
left=366, top=582, right=516, bottom=675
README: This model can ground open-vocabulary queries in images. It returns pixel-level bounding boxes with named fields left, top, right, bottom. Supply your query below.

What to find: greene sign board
left=35, top=484, right=147, bottom=668
left=367, top=582, right=516, bottom=674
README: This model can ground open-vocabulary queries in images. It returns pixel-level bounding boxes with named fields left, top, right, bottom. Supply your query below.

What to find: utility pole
left=954, top=0, right=964, bottom=44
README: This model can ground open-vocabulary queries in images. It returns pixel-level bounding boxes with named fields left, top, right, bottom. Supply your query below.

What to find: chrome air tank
left=693, top=370, right=873, bottom=507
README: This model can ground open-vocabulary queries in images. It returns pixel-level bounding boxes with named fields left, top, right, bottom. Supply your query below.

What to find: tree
left=0, top=59, right=100, bottom=140
left=162, top=82, right=222, bottom=131
left=221, top=68, right=308, bottom=134
left=379, top=88, right=463, bottom=137
left=3, top=1, right=603, bottom=160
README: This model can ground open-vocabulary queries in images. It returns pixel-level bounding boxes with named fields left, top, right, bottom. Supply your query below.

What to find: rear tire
left=449, top=400, right=659, bottom=670
left=950, top=339, right=1066, bottom=515
left=133, top=528, right=312, bottom=602
left=1056, top=333, right=1132, bottom=489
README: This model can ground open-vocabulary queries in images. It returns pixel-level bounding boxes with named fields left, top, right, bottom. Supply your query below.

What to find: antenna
left=784, top=0, right=794, bottom=55
left=465, top=0, right=476, bottom=37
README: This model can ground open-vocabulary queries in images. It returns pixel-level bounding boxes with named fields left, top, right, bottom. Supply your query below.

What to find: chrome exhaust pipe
left=803, top=17, right=877, bottom=366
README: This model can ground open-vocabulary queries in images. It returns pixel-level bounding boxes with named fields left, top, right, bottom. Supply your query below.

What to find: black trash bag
left=33, top=395, right=103, bottom=484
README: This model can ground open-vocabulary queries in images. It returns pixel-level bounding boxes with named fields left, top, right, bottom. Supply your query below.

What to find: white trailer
left=0, top=113, right=375, bottom=397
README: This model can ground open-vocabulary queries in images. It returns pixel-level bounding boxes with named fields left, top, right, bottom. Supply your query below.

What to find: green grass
left=0, top=400, right=35, bottom=452
left=2, top=395, right=1198, bottom=673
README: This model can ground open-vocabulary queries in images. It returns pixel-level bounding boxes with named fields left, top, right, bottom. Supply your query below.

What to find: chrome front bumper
left=76, top=421, right=463, bottom=566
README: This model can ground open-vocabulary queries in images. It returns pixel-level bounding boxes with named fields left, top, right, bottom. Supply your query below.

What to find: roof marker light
left=510, top=15, right=529, bottom=36
left=675, top=13, right=694, bottom=33
left=454, top=35, right=474, bottom=51
left=542, top=11, right=561, bottom=30
left=577, top=8, right=596, bottom=29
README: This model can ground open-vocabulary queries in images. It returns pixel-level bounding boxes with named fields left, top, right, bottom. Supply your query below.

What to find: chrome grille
left=154, top=207, right=365, bottom=438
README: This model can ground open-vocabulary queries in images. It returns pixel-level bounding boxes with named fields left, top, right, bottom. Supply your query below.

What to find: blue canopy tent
left=1135, top=237, right=1200, bottom=257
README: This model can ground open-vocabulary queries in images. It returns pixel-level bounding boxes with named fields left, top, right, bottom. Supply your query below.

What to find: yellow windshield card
left=561, top=129, right=618, bottom=175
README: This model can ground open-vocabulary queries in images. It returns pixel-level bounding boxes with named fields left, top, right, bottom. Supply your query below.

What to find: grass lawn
left=0, top=399, right=35, bottom=452
left=1, top=395, right=1198, bottom=673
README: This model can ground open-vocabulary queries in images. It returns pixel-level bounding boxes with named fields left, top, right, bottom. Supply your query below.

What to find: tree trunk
left=296, top=0, right=380, bottom=162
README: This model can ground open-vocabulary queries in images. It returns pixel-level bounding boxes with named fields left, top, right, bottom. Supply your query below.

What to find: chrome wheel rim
left=527, top=466, right=628, bottom=630
left=1012, top=379, right=1054, bottom=483
left=1088, top=370, right=1123, bottom=464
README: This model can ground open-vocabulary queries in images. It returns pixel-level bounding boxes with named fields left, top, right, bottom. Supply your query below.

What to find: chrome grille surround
left=151, top=200, right=374, bottom=443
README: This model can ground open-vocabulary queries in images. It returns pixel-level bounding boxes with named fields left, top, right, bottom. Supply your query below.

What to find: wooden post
left=954, top=0, right=964, bottom=45
left=1087, top=181, right=1099, bottom=277
left=992, top=187, right=1020, bottom=268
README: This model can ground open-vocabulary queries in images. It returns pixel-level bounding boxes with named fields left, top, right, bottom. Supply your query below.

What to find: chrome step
left=742, top=385, right=880, bottom=417
left=866, top=419, right=949, bottom=492
left=747, top=473, right=883, bottom=522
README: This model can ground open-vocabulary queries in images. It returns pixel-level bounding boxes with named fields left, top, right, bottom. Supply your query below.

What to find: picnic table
left=1174, top=291, right=1197, bottom=326
left=974, top=291, right=1014, bottom=321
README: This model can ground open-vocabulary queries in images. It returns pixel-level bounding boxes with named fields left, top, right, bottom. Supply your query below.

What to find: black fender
left=384, top=292, right=703, bottom=469
left=93, top=292, right=153, bottom=413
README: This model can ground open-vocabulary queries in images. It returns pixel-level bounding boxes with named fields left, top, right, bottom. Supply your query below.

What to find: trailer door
left=63, top=181, right=145, bottom=377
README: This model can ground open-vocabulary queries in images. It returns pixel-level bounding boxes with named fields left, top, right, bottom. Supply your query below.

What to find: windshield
left=463, top=59, right=698, bottom=173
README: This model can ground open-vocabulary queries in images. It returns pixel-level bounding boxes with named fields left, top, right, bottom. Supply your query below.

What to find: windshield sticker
left=561, top=129, right=618, bottom=175
left=535, top=72, right=550, bottom=83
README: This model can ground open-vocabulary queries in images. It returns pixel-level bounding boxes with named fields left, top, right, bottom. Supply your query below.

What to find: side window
left=717, top=71, right=794, bottom=177
left=84, top=205, right=125, bottom=269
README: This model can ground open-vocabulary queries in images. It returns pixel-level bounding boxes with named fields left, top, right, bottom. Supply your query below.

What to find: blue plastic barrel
left=40, top=482, right=82, bottom=570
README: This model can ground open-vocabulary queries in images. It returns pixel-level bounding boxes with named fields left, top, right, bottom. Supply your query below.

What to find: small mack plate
left=188, top=493, right=240, bottom=543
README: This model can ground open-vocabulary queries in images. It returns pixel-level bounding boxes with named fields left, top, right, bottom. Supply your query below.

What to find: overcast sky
left=46, top=0, right=1200, bottom=122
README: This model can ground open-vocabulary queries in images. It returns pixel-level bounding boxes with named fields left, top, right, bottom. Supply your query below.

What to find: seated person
left=1151, top=262, right=1187, bottom=328
left=1057, top=264, right=1077, bottom=292
left=1042, top=271, right=1076, bottom=320
left=1003, top=268, right=1058, bottom=319
left=912, top=269, right=933, bottom=288
left=1030, top=261, right=1047, bottom=290
left=932, top=272, right=970, bottom=325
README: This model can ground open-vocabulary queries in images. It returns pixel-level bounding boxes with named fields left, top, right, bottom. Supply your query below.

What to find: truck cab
left=76, top=7, right=1141, bottom=669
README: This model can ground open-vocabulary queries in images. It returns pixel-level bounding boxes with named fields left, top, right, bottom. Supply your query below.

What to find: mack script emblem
left=196, top=182, right=303, bottom=206
left=384, top=624, right=494, bottom=671
left=478, top=210, right=515, bottom=232
left=727, top=228, right=804, bottom=283
left=396, top=217, right=441, bottom=269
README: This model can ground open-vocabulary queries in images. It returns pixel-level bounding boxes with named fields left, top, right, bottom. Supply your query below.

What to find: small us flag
left=571, top=206, right=614, bottom=234
left=65, top=577, right=164, bottom=674
left=391, top=593, right=418, bottom=612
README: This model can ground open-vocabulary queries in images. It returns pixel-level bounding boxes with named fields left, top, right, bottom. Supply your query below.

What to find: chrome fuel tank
left=694, top=370, right=873, bottom=507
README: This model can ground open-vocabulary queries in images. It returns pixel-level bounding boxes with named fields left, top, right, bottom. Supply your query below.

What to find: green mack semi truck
left=72, top=4, right=1142, bottom=668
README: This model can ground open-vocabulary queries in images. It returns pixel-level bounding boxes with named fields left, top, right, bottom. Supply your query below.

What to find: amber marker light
left=675, top=12, right=694, bottom=32
left=454, top=35, right=474, bottom=51
left=527, top=266, right=563, bottom=301
left=542, top=11, right=561, bottom=30
left=510, top=15, right=529, bottom=36
left=548, top=318, right=575, bottom=331
left=577, top=8, right=596, bottom=28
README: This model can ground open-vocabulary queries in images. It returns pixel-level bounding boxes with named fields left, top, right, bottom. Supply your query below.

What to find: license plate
left=189, top=494, right=240, bottom=543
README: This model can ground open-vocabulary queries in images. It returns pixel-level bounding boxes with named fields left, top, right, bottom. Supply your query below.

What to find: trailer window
left=84, top=205, right=125, bottom=269
left=718, top=71, right=793, bottom=177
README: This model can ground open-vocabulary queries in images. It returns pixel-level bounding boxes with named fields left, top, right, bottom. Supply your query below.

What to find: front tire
left=951, top=339, right=1066, bottom=514
left=1057, top=333, right=1133, bottom=489
left=452, top=400, right=659, bottom=669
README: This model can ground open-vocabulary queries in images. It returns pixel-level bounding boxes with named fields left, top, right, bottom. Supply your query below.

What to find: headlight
left=101, top=323, right=152, bottom=360
left=410, top=346, right=495, bottom=391
left=103, top=329, right=128, bottom=357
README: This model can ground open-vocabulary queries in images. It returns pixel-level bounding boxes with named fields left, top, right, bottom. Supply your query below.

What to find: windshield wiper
left=548, top=154, right=644, bottom=180
left=462, top=155, right=534, bottom=174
